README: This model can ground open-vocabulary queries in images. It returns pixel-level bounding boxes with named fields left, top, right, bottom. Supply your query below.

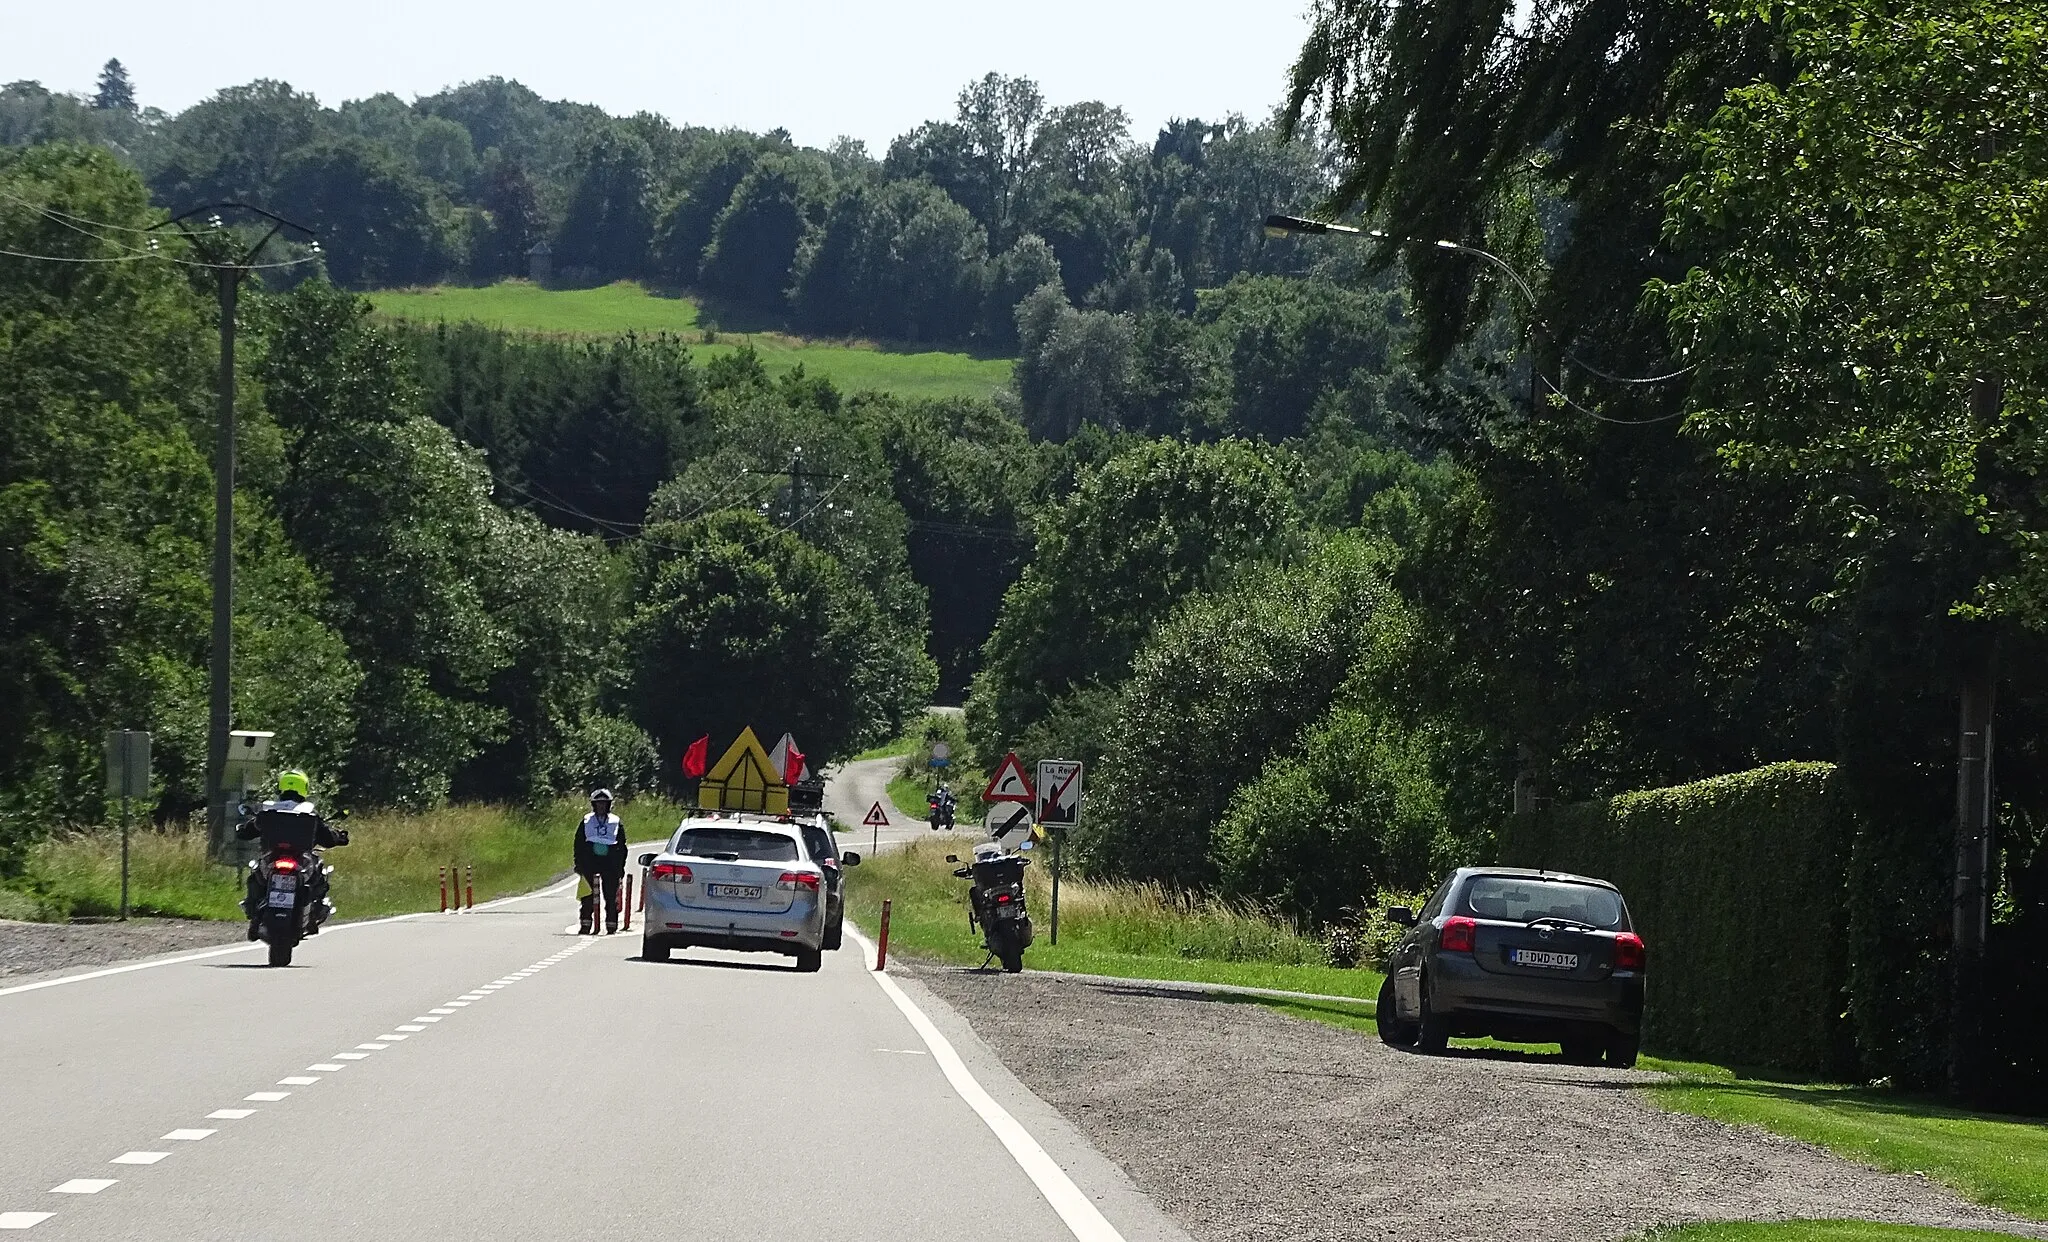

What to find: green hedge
left=1496, top=762, right=1854, bottom=1075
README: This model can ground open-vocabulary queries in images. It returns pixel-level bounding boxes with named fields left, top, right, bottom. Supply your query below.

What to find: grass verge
left=1635, top=1225, right=2027, bottom=1241
left=369, top=280, right=1014, bottom=401
left=6, top=796, right=687, bottom=923
left=844, top=834, right=1381, bottom=999
left=1643, top=1064, right=2048, bottom=1221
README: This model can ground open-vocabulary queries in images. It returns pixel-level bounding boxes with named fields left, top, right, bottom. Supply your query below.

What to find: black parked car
left=1376, top=867, right=1645, bottom=1067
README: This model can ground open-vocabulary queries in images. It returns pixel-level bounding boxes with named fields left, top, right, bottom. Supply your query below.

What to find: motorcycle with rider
left=237, top=769, right=348, bottom=967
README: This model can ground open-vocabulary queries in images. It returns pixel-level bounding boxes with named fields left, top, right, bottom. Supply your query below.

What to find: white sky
left=3, top=0, right=1315, bottom=151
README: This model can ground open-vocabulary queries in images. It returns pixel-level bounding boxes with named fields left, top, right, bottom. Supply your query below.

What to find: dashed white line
left=332, top=1052, right=370, bottom=1060
left=207, top=1109, right=254, bottom=1120
left=395, top=1025, right=427, bottom=1032
left=411, top=1016, right=443, bottom=1023
left=355, top=1043, right=388, bottom=1050
left=0, top=1211, right=55, bottom=1228
left=428, top=1007, right=457, bottom=1015
left=308, top=1063, right=346, bottom=1072
left=162, top=1130, right=214, bottom=1141
left=277, top=1077, right=319, bottom=1086
left=50, top=1180, right=115, bottom=1194
left=243, top=1092, right=289, bottom=1102
left=373, top=1034, right=409, bottom=1041
left=109, top=1152, right=168, bottom=1166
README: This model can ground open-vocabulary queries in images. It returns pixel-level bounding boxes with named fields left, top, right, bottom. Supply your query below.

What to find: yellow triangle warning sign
left=698, top=727, right=789, bottom=814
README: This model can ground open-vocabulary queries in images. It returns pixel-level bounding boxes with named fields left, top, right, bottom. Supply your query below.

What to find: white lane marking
left=277, top=1077, right=319, bottom=1086
left=308, top=1063, right=346, bottom=1072
left=0, top=1211, right=54, bottom=1227
left=411, top=1017, right=442, bottom=1023
left=395, top=1025, right=426, bottom=1032
left=50, top=1181, right=115, bottom=1194
left=244, top=1092, right=289, bottom=1102
left=162, top=1130, right=214, bottom=1141
left=0, top=910, right=427, bottom=999
left=109, top=1152, right=168, bottom=1165
left=442, top=1001, right=470, bottom=1008
left=207, top=1110, right=254, bottom=1120
left=355, top=1043, right=388, bottom=1050
left=332, top=1052, right=370, bottom=1060
left=457, top=993, right=486, bottom=1000
left=373, top=1034, right=409, bottom=1041
left=875, top=1048, right=930, bottom=1055
left=843, top=926, right=1127, bottom=1242
left=428, top=1008, right=457, bottom=1015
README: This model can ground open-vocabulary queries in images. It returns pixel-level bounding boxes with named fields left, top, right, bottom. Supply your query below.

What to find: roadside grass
left=6, top=796, right=687, bottom=923
left=844, top=834, right=1382, bottom=1000
left=369, top=280, right=1013, bottom=401
left=1634, top=1224, right=2028, bottom=1241
left=1643, top=1065, right=2048, bottom=1221
left=852, top=735, right=920, bottom=761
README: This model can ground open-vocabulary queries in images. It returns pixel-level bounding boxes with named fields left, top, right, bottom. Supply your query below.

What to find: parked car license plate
left=1509, top=948, right=1578, bottom=969
left=706, top=884, right=760, bottom=900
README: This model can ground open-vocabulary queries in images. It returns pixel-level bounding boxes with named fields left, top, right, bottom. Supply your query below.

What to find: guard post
left=104, top=730, right=151, bottom=921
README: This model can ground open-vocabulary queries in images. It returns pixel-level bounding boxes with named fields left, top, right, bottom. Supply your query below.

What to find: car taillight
left=272, top=856, right=300, bottom=873
left=1613, top=932, right=1646, bottom=971
left=652, top=862, right=692, bottom=882
left=1439, top=916, right=1478, bottom=953
left=778, top=872, right=820, bottom=892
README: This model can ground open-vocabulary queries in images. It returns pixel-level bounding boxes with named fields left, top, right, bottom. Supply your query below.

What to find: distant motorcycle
left=927, top=788, right=957, bottom=832
left=238, top=805, right=348, bottom=967
left=949, top=841, right=1033, bottom=972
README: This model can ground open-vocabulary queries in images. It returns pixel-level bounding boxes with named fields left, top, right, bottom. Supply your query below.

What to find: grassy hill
left=369, top=281, right=1013, bottom=402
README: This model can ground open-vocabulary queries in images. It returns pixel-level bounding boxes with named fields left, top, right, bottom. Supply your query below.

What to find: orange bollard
left=465, top=864, right=474, bottom=911
left=877, top=899, right=893, bottom=972
left=621, top=874, right=634, bottom=932
left=439, top=866, right=448, bottom=914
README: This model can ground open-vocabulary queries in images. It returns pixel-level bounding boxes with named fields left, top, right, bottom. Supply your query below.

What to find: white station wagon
left=638, top=817, right=829, bottom=971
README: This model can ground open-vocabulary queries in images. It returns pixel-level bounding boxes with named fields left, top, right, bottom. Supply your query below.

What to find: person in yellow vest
left=574, top=789, right=626, bottom=934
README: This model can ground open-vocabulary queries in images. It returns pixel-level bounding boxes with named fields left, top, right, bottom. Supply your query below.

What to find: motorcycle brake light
left=272, top=856, right=300, bottom=872
left=995, top=892, right=1013, bottom=903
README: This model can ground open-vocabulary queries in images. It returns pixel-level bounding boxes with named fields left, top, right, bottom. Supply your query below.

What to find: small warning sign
left=982, top=752, right=1036, bottom=804
left=863, top=801, right=891, bottom=828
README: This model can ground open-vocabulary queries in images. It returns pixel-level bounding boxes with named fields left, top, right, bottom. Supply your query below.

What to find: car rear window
left=672, top=828, right=798, bottom=863
left=1462, top=876, right=1625, bottom=929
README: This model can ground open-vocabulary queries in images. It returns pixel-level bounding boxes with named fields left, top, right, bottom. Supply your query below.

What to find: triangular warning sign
left=698, top=727, right=788, bottom=814
left=982, top=752, right=1036, bottom=804
left=863, top=801, right=890, bottom=828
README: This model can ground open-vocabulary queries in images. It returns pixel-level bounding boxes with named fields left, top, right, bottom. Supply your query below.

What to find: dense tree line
left=1, top=67, right=1329, bottom=349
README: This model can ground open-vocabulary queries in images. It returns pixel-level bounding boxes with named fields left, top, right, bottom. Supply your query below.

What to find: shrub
left=1496, top=762, right=1854, bottom=1075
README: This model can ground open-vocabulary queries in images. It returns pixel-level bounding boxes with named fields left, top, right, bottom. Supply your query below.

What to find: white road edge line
left=842, top=925, right=1125, bottom=1242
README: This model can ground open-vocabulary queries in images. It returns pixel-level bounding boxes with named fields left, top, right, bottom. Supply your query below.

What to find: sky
left=3, top=0, right=1316, bottom=150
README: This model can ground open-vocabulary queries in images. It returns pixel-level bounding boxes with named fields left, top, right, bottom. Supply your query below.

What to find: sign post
left=863, top=800, right=891, bottom=856
left=104, top=730, right=151, bottom=921
left=1036, top=760, right=1084, bottom=947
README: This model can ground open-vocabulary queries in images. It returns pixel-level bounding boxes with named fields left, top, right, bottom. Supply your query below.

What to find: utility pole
left=1950, top=379, right=2003, bottom=1098
left=149, top=206, right=317, bottom=860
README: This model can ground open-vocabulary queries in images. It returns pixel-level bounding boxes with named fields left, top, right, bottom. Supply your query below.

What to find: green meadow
left=368, top=280, right=1014, bottom=401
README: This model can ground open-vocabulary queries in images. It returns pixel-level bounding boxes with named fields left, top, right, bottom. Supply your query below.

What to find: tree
left=149, top=80, right=324, bottom=209
left=271, top=138, right=450, bottom=288
left=650, top=136, right=758, bottom=285
left=954, top=73, right=1045, bottom=247
left=968, top=437, right=1299, bottom=757
left=698, top=155, right=817, bottom=309
left=1011, top=284, right=1137, bottom=439
left=623, top=510, right=931, bottom=778
left=92, top=59, right=135, bottom=113
left=555, top=126, right=655, bottom=281
left=984, top=233, right=1061, bottom=347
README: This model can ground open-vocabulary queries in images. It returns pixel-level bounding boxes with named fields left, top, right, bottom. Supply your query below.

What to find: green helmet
left=278, top=769, right=310, bottom=798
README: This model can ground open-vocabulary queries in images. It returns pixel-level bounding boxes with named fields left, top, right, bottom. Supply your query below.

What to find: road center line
left=842, top=925, right=1126, bottom=1242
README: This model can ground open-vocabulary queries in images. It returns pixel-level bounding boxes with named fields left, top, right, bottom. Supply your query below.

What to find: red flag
left=783, top=745, right=806, bottom=787
left=681, top=735, right=709, bottom=779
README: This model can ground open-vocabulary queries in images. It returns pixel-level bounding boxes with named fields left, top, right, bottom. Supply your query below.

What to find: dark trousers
left=580, top=869, right=622, bottom=931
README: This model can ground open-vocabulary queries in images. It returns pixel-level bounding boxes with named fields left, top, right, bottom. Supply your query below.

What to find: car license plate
left=1509, top=949, right=1578, bottom=969
left=706, top=884, right=760, bottom=900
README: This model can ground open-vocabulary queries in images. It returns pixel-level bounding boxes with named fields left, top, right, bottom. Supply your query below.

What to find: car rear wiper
left=705, top=851, right=742, bottom=861
left=1526, top=915, right=1598, bottom=930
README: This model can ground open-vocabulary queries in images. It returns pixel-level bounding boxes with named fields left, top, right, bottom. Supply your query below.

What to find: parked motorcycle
left=948, top=841, right=1033, bottom=972
left=239, top=805, right=348, bottom=967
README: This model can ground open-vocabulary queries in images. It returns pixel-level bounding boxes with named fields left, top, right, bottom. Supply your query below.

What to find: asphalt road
left=0, top=834, right=1186, bottom=1240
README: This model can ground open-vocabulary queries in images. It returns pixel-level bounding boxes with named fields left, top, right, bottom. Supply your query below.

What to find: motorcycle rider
left=574, top=788, right=627, bottom=935
left=928, top=783, right=957, bottom=830
left=236, top=769, right=348, bottom=940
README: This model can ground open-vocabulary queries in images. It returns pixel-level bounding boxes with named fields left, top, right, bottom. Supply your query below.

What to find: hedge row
left=1496, top=762, right=1854, bottom=1075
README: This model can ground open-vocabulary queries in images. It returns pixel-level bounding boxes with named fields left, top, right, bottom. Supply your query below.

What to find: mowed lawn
left=369, top=281, right=1013, bottom=401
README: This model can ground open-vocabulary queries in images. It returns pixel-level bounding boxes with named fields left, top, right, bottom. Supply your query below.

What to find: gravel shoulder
left=0, top=917, right=247, bottom=981
left=911, top=964, right=2048, bottom=1242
